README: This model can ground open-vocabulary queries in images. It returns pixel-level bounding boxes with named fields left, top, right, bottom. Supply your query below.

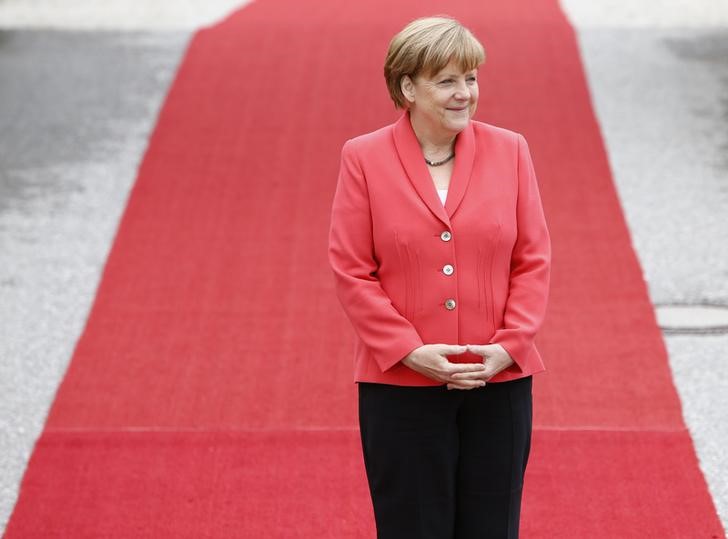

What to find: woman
left=328, top=16, right=551, bottom=539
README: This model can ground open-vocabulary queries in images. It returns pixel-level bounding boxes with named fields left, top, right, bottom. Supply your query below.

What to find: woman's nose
left=453, top=80, right=470, bottom=100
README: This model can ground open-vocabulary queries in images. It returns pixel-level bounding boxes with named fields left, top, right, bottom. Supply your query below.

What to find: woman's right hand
left=402, top=344, right=487, bottom=389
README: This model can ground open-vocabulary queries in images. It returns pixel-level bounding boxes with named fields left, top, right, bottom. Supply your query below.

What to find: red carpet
left=6, top=0, right=724, bottom=537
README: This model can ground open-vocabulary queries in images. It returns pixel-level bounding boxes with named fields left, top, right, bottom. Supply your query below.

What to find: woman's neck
left=408, top=110, right=456, bottom=158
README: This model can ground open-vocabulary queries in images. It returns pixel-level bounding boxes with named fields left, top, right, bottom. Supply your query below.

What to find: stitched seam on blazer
left=477, top=247, right=484, bottom=312
left=394, top=231, right=413, bottom=321
left=480, top=247, right=493, bottom=333
left=489, top=223, right=502, bottom=336
left=413, top=247, right=422, bottom=316
left=404, top=242, right=415, bottom=321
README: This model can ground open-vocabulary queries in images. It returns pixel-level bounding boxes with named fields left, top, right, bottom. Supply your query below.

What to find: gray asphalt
left=0, top=19, right=726, bottom=538
left=576, top=27, right=728, bottom=529
left=0, top=29, right=189, bottom=531
left=578, top=29, right=728, bottom=305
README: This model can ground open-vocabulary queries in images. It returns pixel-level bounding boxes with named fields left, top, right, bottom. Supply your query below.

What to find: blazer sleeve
left=489, top=134, right=551, bottom=371
left=328, top=140, right=424, bottom=372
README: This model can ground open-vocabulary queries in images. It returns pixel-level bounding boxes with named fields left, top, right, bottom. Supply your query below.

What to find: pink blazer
left=328, top=112, right=551, bottom=386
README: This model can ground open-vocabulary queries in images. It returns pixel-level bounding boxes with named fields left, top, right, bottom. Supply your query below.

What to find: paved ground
left=573, top=25, right=728, bottom=526
left=0, top=0, right=726, bottom=534
left=0, top=28, right=191, bottom=530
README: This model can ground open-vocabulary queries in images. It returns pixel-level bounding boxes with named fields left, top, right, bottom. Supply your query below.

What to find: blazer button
left=440, top=231, right=452, bottom=242
left=444, top=298, right=456, bottom=310
left=442, top=264, right=454, bottom=276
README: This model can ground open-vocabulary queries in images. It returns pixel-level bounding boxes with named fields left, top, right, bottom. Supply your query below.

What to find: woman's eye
left=439, top=79, right=453, bottom=84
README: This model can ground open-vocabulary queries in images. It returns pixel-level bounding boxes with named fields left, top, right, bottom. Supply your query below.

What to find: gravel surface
left=573, top=25, right=728, bottom=531
left=560, top=0, right=728, bottom=28
left=0, top=0, right=246, bottom=30
left=575, top=28, right=728, bottom=306
left=0, top=29, right=189, bottom=531
left=666, top=334, right=728, bottom=527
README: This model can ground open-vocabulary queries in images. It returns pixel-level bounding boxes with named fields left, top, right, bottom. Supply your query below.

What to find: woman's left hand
left=447, top=344, right=515, bottom=390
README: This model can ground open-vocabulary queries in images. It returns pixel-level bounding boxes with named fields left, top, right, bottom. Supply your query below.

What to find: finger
left=448, top=377, right=486, bottom=388
left=436, top=344, right=467, bottom=355
left=447, top=383, right=475, bottom=390
left=447, top=380, right=486, bottom=390
left=466, top=344, right=490, bottom=355
left=446, top=362, right=486, bottom=374
left=450, top=371, right=488, bottom=381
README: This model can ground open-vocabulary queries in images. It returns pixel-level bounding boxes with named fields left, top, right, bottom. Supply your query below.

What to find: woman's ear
left=400, top=75, right=416, bottom=104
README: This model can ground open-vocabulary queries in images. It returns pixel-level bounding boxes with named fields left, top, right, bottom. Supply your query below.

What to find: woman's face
left=404, top=59, right=479, bottom=137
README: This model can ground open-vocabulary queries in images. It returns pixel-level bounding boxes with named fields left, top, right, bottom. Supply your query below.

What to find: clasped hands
left=402, top=343, right=514, bottom=390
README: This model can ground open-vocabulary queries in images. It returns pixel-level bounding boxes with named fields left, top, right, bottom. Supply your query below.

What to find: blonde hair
left=384, top=16, right=486, bottom=109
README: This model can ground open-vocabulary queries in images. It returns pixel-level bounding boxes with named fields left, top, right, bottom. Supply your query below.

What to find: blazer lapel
left=392, top=112, right=450, bottom=225
left=392, top=112, right=475, bottom=225
left=444, top=121, right=475, bottom=219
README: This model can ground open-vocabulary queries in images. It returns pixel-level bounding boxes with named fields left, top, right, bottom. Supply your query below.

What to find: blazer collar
left=392, top=111, right=475, bottom=226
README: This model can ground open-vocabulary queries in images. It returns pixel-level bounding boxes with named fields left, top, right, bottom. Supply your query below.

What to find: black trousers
left=358, top=376, right=533, bottom=539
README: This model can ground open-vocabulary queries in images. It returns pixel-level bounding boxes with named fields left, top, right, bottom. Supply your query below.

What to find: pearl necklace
left=424, top=152, right=455, bottom=167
